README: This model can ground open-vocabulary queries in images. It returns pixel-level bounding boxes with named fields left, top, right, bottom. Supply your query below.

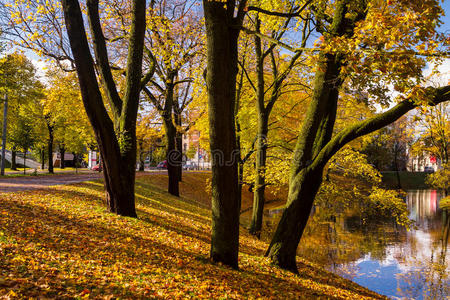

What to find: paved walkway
left=0, top=173, right=102, bottom=193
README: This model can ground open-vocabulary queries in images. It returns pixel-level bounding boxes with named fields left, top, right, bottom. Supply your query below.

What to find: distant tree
left=43, top=67, right=94, bottom=171
left=3, top=0, right=154, bottom=216
left=0, top=53, right=44, bottom=170
left=412, top=103, right=450, bottom=166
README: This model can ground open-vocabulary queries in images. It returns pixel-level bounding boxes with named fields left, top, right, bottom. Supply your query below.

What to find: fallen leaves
left=0, top=174, right=385, bottom=299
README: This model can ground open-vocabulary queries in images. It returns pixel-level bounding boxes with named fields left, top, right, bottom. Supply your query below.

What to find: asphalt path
left=0, top=173, right=103, bottom=193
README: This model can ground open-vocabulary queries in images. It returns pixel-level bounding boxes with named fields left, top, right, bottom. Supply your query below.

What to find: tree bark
left=163, top=117, right=180, bottom=197
left=250, top=117, right=268, bottom=237
left=162, top=71, right=180, bottom=196
left=249, top=20, right=268, bottom=237
left=175, top=112, right=183, bottom=182
left=249, top=15, right=305, bottom=237
left=41, top=147, right=45, bottom=169
left=46, top=121, right=54, bottom=174
left=266, top=0, right=350, bottom=272
left=60, top=144, right=66, bottom=169
left=62, top=0, right=146, bottom=217
left=23, top=150, right=26, bottom=175
left=266, top=49, right=342, bottom=272
left=11, top=149, right=17, bottom=170
left=203, top=0, right=246, bottom=268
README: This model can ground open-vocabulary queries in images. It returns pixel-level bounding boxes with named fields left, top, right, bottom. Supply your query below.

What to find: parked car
left=157, top=160, right=168, bottom=169
left=92, top=164, right=102, bottom=172
left=183, top=161, right=197, bottom=170
left=424, top=166, right=434, bottom=173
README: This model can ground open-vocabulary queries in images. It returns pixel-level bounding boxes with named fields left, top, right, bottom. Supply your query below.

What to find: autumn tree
left=412, top=103, right=450, bottom=165
left=0, top=53, right=43, bottom=170
left=2, top=0, right=156, bottom=216
left=263, top=0, right=450, bottom=272
left=136, top=110, right=160, bottom=171
left=43, top=67, right=94, bottom=171
left=141, top=0, right=204, bottom=196
left=203, top=0, right=247, bottom=268
left=244, top=1, right=313, bottom=237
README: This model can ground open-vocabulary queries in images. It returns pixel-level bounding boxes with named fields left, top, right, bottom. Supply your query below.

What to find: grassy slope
left=0, top=173, right=384, bottom=299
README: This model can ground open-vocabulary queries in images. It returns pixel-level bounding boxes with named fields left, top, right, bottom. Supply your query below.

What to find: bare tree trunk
left=46, top=121, right=54, bottom=174
left=11, top=148, right=17, bottom=170
left=41, top=147, right=45, bottom=169
left=62, top=0, right=147, bottom=217
left=60, top=144, right=66, bottom=169
left=203, top=0, right=246, bottom=268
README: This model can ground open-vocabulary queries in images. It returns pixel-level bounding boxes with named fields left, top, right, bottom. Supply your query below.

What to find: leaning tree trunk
left=62, top=0, right=146, bottom=217
left=11, top=148, right=17, bottom=170
left=265, top=0, right=363, bottom=272
left=203, top=0, right=244, bottom=268
left=266, top=164, right=325, bottom=272
left=266, top=49, right=342, bottom=271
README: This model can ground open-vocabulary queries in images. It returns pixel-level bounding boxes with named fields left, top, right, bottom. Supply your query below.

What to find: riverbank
left=0, top=173, right=384, bottom=299
left=381, top=171, right=430, bottom=190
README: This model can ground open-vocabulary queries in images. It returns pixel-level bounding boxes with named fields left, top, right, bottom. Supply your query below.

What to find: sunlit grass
left=0, top=174, right=385, bottom=299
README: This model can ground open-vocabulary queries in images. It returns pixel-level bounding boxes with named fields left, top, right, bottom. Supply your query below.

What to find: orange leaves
left=0, top=175, right=382, bottom=299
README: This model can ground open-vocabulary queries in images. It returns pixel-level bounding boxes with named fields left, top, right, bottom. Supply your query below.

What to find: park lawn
left=0, top=174, right=384, bottom=299
left=2, top=168, right=90, bottom=178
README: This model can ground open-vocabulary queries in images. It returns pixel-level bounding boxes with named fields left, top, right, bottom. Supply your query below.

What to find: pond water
left=242, top=190, right=449, bottom=299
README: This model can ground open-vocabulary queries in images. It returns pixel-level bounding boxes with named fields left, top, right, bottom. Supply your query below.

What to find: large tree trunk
left=250, top=23, right=268, bottom=237
left=175, top=126, right=183, bottom=182
left=266, top=50, right=342, bottom=271
left=62, top=0, right=146, bottom=217
left=250, top=118, right=268, bottom=237
left=265, top=1, right=363, bottom=272
left=266, top=165, right=325, bottom=272
left=203, top=0, right=245, bottom=268
left=163, top=71, right=180, bottom=197
left=11, top=149, right=17, bottom=170
left=164, top=118, right=180, bottom=197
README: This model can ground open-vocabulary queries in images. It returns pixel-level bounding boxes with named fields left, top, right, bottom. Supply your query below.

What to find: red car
left=157, top=160, right=167, bottom=169
left=92, top=164, right=102, bottom=172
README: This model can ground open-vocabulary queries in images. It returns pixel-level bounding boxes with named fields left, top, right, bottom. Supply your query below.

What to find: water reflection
left=242, top=189, right=449, bottom=299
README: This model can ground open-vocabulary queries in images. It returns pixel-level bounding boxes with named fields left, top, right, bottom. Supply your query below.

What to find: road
left=0, top=173, right=102, bottom=193
left=1, top=150, right=41, bottom=169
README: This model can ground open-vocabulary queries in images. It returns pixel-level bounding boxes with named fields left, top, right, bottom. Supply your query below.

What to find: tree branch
left=247, top=0, right=312, bottom=18
left=314, top=85, right=450, bottom=169
left=86, top=0, right=123, bottom=118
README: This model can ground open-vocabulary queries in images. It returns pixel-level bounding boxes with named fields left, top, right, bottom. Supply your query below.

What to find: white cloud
left=31, top=58, right=48, bottom=84
left=422, top=58, right=450, bottom=87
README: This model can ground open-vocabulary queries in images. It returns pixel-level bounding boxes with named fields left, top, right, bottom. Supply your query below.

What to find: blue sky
left=440, top=0, right=450, bottom=34
left=27, top=1, right=450, bottom=81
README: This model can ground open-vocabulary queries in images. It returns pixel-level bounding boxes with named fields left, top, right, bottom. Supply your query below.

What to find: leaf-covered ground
left=0, top=173, right=385, bottom=299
